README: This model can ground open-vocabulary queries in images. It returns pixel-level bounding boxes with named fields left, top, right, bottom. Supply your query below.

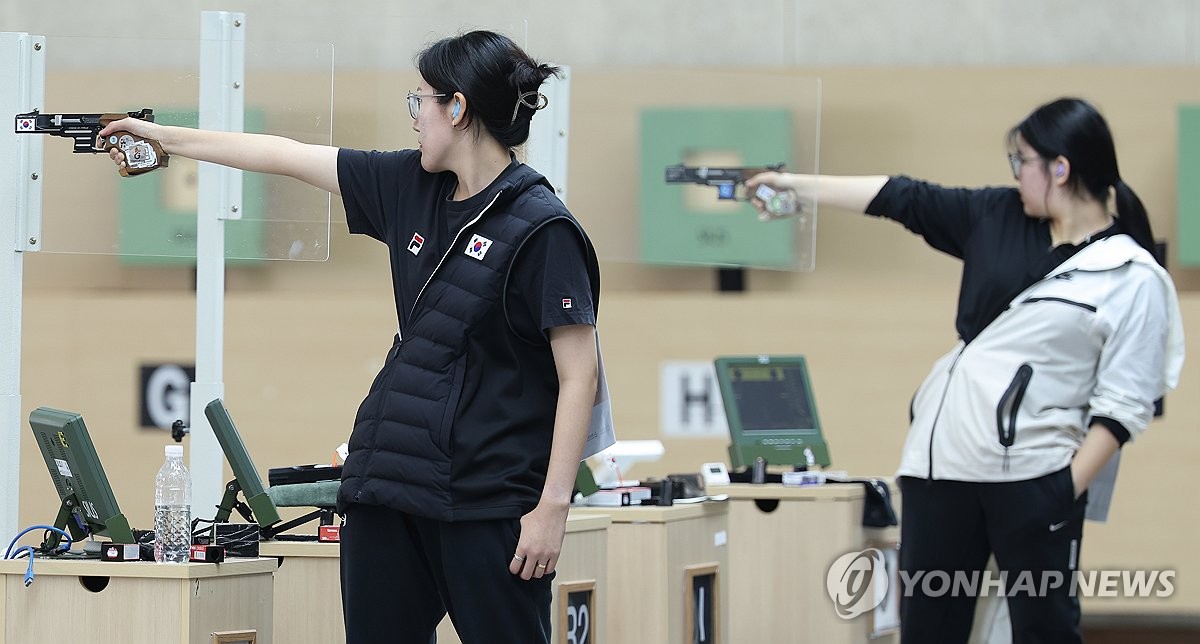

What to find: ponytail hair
left=1114, top=179, right=1159, bottom=261
left=417, top=31, right=560, bottom=148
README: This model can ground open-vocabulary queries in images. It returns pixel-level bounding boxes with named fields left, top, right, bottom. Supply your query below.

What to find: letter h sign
left=659, top=362, right=729, bottom=438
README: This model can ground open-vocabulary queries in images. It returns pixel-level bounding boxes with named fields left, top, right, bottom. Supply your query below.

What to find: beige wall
left=8, top=1, right=1200, bottom=68
left=17, top=67, right=1200, bottom=615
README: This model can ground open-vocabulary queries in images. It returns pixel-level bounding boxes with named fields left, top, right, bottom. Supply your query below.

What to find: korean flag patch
left=464, top=234, right=493, bottom=260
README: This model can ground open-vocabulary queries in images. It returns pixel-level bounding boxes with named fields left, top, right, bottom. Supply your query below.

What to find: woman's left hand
left=1069, top=463, right=1084, bottom=499
left=509, top=501, right=569, bottom=580
left=1070, top=424, right=1123, bottom=500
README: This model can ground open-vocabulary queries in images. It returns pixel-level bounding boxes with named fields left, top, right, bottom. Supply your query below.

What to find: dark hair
left=417, top=30, right=560, bottom=148
left=1008, top=97, right=1156, bottom=257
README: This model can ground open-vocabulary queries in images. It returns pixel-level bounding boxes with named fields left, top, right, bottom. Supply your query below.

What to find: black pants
left=898, top=468, right=1087, bottom=644
left=340, top=503, right=553, bottom=644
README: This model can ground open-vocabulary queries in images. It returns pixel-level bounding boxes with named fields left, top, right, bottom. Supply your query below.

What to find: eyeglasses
left=1007, top=152, right=1041, bottom=180
left=407, top=91, right=447, bottom=120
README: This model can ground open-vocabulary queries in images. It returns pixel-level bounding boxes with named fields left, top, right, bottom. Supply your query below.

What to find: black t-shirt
left=506, top=219, right=597, bottom=340
left=865, top=176, right=1122, bottom=344
left=338, top=148, right=595, bottom=337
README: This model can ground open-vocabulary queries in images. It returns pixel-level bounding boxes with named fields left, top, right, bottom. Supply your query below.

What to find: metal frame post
left=190, top=11, right=245, bottom=517
left=0, top=31, right=45, bottom=543
left=525, top=65, right=570, bottom=204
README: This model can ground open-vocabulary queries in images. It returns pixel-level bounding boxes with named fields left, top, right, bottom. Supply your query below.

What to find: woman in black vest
left=103, top=31, right=601, bottom=644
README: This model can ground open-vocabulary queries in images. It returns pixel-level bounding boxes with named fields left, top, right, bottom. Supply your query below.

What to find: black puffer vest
left=338, top=166, right=598, bottom=521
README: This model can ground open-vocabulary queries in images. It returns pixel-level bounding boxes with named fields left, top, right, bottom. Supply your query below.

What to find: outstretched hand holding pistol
left=14, top=109, right=168, bottom=177
left=100, top=117, right=164, bottom=174
left=99, top=118, right=340, bottom=192
left=744, top=171, right=889, bottom=220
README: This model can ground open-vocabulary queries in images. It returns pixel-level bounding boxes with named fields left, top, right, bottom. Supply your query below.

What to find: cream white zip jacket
left=897, top=234, right=1184, bottom=493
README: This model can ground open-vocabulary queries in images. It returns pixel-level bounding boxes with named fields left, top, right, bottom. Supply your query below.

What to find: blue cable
left=4, top=525, right=73, bottom=559
left=5, top=526, right=75, bottom=589
left=12, top=546, right=35, bottom=586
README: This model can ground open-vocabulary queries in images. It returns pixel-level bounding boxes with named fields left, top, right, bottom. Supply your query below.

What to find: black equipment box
left=268, top=464, right=342, bottom=487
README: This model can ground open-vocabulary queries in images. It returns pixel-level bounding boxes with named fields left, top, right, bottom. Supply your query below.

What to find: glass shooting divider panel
left=33, top=34, right=334, bottom=262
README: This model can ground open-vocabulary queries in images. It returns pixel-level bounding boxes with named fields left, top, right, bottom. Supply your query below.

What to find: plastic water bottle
left=154, top=444, right=192, bottom=563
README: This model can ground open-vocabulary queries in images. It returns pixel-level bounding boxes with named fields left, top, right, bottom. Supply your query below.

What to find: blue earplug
left=452, top=102, right=460, bottom=119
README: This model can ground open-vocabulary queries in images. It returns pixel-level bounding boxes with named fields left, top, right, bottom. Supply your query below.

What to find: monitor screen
left=714, top=355, right=831, bottom=470
left=727, top=363, right=817, bottom=431
left=29, top=407, right=135, bottom=546
left=204, top=398, right=281, bottom=528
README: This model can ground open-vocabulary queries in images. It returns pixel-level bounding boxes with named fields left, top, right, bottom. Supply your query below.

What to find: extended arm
left=509, top=323, right=598, bottom=581
left=99, top=118, right=340, bottom=194
left=744, top=171, right=890, bottom=215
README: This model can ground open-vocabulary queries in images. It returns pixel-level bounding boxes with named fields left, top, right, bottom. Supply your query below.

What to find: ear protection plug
left=1055, top=163, right=1065, bottom=177
left=452, top=102, right=460, bottom=119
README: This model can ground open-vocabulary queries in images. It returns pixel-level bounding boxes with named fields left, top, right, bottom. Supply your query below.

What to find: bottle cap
left=165, top=444, right=184, bottom=458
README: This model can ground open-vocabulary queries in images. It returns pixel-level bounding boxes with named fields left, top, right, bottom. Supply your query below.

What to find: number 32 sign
left=559, top=580, right=596, bottom=644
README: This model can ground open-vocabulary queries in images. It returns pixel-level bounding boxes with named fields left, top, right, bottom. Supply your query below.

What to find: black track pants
left=898, top=468, right=1086, bottom=644
left=340, top=503, right=553, bottom=644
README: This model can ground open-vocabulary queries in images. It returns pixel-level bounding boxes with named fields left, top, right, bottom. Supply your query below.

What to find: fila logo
left=464, top=234, right=493, bottom=260
left=562, top=298, right=573, bottom=309
left=407, top=232, right=425, bottom=256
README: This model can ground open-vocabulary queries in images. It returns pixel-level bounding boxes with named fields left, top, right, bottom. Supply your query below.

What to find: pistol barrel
left=15, top=109, right=157, bottom=154
left=663, top=163, right=785, bottom=185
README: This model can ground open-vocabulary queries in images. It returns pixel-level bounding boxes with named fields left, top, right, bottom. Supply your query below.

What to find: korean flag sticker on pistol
left=16, top=117, right=35, bottom=131
left=464, top=234, right=493, bottom=260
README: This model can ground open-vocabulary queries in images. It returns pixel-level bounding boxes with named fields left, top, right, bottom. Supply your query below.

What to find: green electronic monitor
left=28, top=407, right=135, bottom=547
left=204, top=398, right=281, bottom=528
left=713, top=355, right=832, bottom=470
